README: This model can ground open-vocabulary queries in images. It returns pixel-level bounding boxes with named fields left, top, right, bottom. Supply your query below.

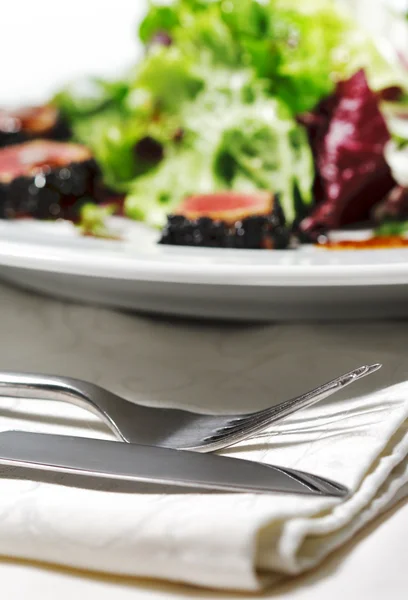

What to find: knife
left=0, top=431, right=348, bottom=497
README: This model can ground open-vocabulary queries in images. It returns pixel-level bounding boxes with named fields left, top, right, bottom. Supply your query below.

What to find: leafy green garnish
left=78, top=203, right=120, bottom=239
left=134, top=46, right=204, bottom=112
left=374, top=221, right=408, bottom=237
left=53, top=77, right=130, bottom=120
left=392, top=134, right=408, bottom=150
left=139, top=5, right=180, bottom=44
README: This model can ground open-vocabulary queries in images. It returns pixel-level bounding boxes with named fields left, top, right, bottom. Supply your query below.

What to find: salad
left=1, top=0, right=408, bottom=249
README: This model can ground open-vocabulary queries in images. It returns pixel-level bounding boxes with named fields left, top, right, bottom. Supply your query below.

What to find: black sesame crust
left=159, top=200, right=290, bottom=250
left=0, top=114, right=71, bottom=148
left=0, top=158, right=100, bottom=220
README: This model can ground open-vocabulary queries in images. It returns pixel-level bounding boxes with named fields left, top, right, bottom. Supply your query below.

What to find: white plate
left=0, top=219, right=408, bottom=320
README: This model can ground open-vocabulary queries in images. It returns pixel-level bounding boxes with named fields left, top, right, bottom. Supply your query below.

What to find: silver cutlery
left=0, top=364, right=381, bottom=452
left=0, top=430, right=348, bottom=497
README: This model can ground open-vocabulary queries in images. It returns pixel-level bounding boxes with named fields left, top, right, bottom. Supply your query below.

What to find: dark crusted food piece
left=0, top=105, right=71, bottom=148
left=159, top=192, right=290, bottom=249
left=0, top=140, right=100, bottom=220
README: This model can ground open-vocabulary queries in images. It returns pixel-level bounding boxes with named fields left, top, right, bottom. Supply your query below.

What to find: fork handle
left=0, top=371, right=123, bottom=437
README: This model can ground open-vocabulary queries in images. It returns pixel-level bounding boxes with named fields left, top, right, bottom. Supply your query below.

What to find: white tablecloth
left=0, top=282, right=406, bottom=598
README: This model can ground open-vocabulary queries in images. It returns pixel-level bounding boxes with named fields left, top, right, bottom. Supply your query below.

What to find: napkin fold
left=0, top=382, right=406, bottom=591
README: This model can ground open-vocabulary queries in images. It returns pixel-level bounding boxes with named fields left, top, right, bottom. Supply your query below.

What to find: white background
left=0, top=0, right=145, bottom=105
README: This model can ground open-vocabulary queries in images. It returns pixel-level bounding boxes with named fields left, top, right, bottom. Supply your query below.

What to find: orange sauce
left=318, top=236, right=408, bottom=250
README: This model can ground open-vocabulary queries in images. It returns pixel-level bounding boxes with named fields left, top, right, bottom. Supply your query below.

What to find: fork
left=0, top=365, right=380, bottom=452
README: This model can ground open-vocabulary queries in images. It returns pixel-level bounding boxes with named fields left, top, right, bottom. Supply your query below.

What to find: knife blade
left=0, top=431, right=348, bottom=497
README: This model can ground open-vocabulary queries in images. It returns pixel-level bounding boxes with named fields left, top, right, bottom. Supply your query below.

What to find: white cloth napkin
left=0, top=382, right=406, bottom=591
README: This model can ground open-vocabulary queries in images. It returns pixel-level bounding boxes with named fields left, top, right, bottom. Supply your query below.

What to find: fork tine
left=243, top=364, right=381, bottom=422
left=195, top=364, right=381, bottom=452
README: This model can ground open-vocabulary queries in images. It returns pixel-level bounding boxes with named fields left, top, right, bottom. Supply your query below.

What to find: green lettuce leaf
left=77, top=203, right=120, bottom=239
left=125, top=72, right=313, bottom=226
left=71, top=109, right=139, bottom=186
left=212, top=98, right=314, bottom=223
left=264, top=0, right=407, bottom=114
left=125, top=147, right=216, bottom=227
left=374, top=221, right=408, bottom=237
left=53, top=77, right=130, bottom=120
left=133, top=46, right=204, bottom=112
left=139, top=4, right=181, bottom=43
left=136, top=0, right=407, bottom=114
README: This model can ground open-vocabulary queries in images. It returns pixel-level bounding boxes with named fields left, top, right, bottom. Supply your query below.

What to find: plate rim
left=1, top=233, right=408, bottom=287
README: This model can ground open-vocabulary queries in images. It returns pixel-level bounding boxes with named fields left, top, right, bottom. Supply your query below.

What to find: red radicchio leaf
left=298, top=69, right=395, bottom=238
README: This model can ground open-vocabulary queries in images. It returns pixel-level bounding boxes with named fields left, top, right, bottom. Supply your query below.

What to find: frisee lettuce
left=53, top=0, right=407, bottom=227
